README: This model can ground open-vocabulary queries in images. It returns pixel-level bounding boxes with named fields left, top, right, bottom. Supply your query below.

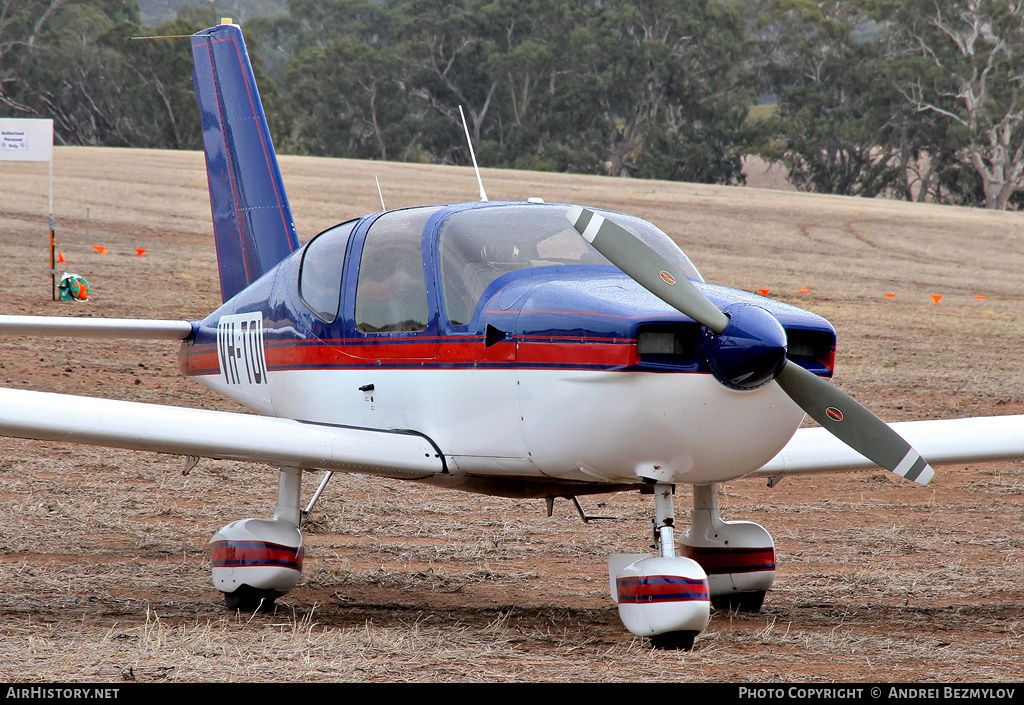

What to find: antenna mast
left=459, top=105, right=488, bottom=202
left=375, top=175, right=387, bottom=211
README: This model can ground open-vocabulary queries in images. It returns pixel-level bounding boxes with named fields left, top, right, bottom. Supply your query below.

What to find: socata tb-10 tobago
left=3, top=22, right=1023, bottom=649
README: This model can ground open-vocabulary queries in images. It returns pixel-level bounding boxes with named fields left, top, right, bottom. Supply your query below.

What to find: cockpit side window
left=299, top=219, right=358, bottom=323
left=355, top=208, right=438, bottom=333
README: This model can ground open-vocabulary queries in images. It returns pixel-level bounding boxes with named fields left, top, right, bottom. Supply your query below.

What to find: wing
left=755, top=415, right=1024, bottom=478
left=0, top=387, right=443, bottom=479
left=0, top=314, right=193, bottom=340
left=0, top=314, right=442, bottom=478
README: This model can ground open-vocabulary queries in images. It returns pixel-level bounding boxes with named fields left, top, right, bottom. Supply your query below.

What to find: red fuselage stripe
left=182, top=338, right=641, bottom=375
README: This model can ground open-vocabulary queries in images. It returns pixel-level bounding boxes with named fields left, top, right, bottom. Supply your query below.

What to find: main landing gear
left=682, top=484, right=775, bottom=613
left=211, top=467, right=304, bottom=612
left=609, top=483, right=776, bottom=649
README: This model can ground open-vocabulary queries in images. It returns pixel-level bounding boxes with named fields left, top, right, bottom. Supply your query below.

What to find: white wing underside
left=755, top=415, right=1024, bottom=479
left=3, top=386, right=1023, bottom=485
left=0, top=388, right=443, bottom=479
left=0, top=315, right=441, bottom=480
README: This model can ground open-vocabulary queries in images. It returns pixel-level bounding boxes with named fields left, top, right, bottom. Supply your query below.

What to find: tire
left=711, top=590, right=766, bottom=613
left=649, top=630, right=698, bottom=651
left=223, top=585, right=279, bottom=613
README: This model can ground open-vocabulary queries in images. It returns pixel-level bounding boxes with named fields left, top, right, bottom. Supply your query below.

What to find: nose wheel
left=609, top=483, right=711, bottom=650
left=649, top=629, right=698, bottom=651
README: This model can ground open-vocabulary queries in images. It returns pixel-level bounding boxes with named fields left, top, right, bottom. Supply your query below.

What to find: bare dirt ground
left=0, top=147, right=1022, bottom=682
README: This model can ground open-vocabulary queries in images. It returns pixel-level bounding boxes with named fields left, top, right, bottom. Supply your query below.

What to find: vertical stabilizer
left=191, top=23, right=299, bottom=302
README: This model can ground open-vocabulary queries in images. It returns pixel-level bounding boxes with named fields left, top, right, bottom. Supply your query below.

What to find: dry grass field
left=0, top=146, right=1023, bottom=682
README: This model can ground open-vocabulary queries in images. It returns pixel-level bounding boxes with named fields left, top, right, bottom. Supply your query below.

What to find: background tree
left=873, top=0, right=1024, bottom=209
left=1, top=0, right=73, bottom=119
left=6, top=0, right=1018, bottom=205
left=0, top=0, right=139, bottom=144
left=753, top=0, right=903, bottom=196
left=287, top=37, right=417, bottom=160
left=606, top=0, right=752, bottom=183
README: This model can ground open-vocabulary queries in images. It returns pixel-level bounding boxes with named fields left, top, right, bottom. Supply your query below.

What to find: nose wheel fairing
left=611, top=483, right=710, bottom=649
left=609, top=482, right=775, bottom=649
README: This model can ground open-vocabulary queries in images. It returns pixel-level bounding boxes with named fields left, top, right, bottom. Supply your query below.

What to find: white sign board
left=0, top=118, right=53, bottom=162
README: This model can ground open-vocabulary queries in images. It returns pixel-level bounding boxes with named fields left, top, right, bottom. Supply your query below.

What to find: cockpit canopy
left=298, top=202, right=704, bottom=332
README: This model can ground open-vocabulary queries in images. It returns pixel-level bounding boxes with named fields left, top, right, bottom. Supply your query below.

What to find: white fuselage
left=196, top=365, right=805, bottom=486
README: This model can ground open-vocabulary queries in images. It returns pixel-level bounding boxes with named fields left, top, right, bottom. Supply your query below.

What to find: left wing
left=755, top=415, right=1024, bottom=479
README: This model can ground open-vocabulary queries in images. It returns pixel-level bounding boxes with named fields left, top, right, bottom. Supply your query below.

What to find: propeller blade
left=566, top=206, right=730, bottom=334
left=775, top=363, right=935, bottom=485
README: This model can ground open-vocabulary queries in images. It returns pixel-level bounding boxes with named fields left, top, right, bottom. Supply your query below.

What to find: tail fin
left=190, top=23, right=299, bottom=302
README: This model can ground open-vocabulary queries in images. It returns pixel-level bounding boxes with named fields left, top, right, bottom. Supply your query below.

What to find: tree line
left=2, top=0, right=1021, bottom=209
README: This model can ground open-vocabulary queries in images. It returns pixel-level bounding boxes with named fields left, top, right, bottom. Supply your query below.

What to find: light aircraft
left=2, top=22, right=1024, bottom=650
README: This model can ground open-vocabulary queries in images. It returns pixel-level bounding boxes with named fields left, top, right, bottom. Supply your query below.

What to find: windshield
left=438, top=203, right=702, bottom=326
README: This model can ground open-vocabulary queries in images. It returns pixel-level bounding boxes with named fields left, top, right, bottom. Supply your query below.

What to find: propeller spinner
left=566, top=206, right=934, bottom=486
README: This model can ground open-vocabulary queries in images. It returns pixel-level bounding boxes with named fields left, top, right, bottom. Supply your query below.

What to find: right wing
left=0, top=315, right=193, bottom=340
left=0, top=315, right=442, bottom=478
left=0, top=387, right=443, bottom=479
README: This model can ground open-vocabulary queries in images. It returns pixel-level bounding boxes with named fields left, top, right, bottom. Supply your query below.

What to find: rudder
left=191, top=23, right=299, bottom=302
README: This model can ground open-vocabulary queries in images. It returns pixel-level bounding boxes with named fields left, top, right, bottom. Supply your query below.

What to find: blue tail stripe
left=190, top=24, right=299, bottom=302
